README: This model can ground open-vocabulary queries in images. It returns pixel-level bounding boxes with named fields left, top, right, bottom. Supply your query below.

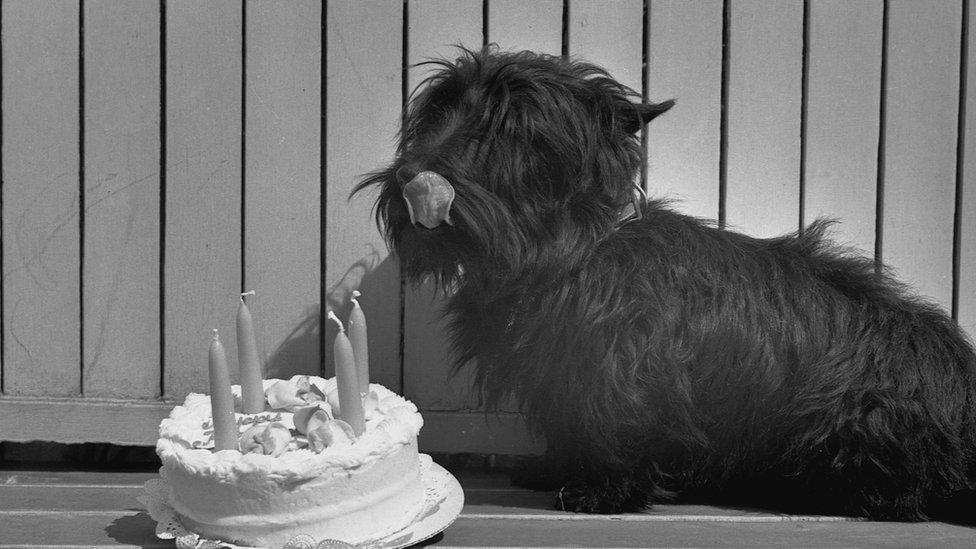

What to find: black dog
left=357, top=46, right=976, bottom=521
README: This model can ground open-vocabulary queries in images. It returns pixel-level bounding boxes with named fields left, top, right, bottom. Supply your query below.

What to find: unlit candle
left=208, top=329, right=238, bottom=451
left=236, top=291, right=265, bottom=414
left=328, top=311, right=365, bottom=436
left=348, top=291, right=370, bottom=394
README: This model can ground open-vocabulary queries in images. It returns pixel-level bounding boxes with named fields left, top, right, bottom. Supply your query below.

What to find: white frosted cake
left=155, top=375, right=426, bottom=547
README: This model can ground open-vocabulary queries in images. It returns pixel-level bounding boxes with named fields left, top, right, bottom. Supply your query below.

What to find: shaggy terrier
left=356, top=47, right=976, bottom=521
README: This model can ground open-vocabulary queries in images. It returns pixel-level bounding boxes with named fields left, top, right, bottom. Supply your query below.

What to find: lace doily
left=137, top=454, right=462, bottom=549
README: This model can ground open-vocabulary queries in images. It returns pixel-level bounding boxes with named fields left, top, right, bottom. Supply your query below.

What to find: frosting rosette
left=265, top=375, right=327, bottom=411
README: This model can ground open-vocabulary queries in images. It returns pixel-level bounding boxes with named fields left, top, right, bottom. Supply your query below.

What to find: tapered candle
left=348, top=291, right=370, bottom=394
left=208, top=329, right=238, bottom=451
left=237, top=290, right=265, bottom=414
left=329, top=311, right=365, bottom=436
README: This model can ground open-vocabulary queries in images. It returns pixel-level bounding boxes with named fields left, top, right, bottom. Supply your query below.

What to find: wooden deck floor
left=1, top=468, right=974, bottom=548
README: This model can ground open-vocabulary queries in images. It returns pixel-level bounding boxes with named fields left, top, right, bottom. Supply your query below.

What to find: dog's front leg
left=555, top=460, right=661, bottom=513
left=509, top=438, right=664, bottom=512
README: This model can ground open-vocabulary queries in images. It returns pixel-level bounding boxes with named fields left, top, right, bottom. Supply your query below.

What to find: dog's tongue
left=402, top=171, right=455, bottom=229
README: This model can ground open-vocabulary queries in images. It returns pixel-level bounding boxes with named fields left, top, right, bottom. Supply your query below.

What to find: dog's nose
left=401, top=171, right=455, bottom=229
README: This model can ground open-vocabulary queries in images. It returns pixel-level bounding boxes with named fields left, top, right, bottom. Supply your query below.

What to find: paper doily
left=137, top=454, right=463, bottom=549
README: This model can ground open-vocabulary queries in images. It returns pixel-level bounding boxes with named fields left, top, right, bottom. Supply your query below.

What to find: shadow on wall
left=262, top=248, right=401, bottom=390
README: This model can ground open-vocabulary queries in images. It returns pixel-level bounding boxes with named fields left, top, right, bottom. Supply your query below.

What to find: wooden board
left=2, top=1, right=81, bottom=396
left=0, top=396, right=171, bottom=445
left=804, top=0, right=883, bottom=256
left=567, top=0, right=643, bottom=93
left=243, top=1, right=321, bottom=380
left=487, top=0, right=562, bottom=55
left=645, top=0, right=724, bottom=221
left=4, top=468, right=976, bottom=549
left=325, top=0, right=402, bottom=390
left=881, top=0, right=961, bottom=311
left=407, top=0, right=483, bottom=82
left=724, top=0, right=803, bottom=237
left=403, top=0, right=483, bottom=410
left=957, top=0, right=976, bottom=336
left=163, top=1, right=243, bottom=398
left=81, top=0, right=161, bottom=399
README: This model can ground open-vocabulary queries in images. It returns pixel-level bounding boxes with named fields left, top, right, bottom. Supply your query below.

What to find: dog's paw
left=554, top=478, right=650, bottom=514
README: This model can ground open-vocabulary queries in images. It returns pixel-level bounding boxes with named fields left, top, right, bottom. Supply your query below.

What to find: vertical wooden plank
left=488, top=0, right=562, bottom=55
left=804, top=0, right=882, bottom=256
left=408, top=0, right=482, bottom=84
left=645, top=0, right=723, bottom=221
left=568, top=0, right=643, bottom=93
left=244, top=0, right=321, bottom=380
left=403, top=0, right=483, bottom=410
left=164, top=1, right=243, bottom=398
left=725, top=0, right=803, bottom=238
left=326, top=0, right=402, bottom=391
left=2, top=1, right=81, bottom=396
left=82, top=0, right=160, bottom=399
left=882, top=0, right=960, bottom=310
left=958, top=0, right=976, bottom=336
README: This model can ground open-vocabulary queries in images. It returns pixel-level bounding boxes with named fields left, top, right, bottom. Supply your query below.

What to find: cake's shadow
left=105, top=510, right=170, bottom=548
left=410, top=531, right=445, bottom=546
left=264, top=250, right=400, bottom=387
left=104, top=511, right=448, bottom=548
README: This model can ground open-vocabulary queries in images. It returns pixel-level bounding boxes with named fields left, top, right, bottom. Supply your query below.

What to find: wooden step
left=1, top=469, right=973, bottom=548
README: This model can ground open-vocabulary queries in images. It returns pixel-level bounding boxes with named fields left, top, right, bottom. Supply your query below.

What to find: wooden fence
left=0, top=0, right=974, bottom=456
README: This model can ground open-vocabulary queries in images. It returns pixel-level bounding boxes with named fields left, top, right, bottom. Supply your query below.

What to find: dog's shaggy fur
left=356, top=47, right=976, bottom=521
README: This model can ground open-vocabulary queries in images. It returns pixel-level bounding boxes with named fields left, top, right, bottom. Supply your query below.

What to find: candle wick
left=351, top=290, right=361, bottom=308
left=241, top=290, right=256, bottom=303
left=211, top=328, right=220, bottom=341
left=328, top=310, right=345, bottom=333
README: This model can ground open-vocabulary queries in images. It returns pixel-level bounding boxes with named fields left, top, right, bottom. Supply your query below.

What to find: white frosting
left=156, top=376, right=426, bottom=546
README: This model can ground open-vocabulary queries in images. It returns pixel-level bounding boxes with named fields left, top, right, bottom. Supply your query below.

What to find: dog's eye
left=395, top=166, right=414, bottom=185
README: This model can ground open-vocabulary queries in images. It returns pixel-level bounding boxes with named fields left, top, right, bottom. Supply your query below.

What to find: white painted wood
left=645, top=0, right=723, bottom=221
left=2, top=1, right=81, bottom=396
left=244, top=0, right=322, bottom=381
left=488, top=0, right=562, bottom=56
left=724, top=0, right=803, bottom=238
left=0, top=396, right=170, bottom=445
left=568, top=0, right=643, bottom=93
left=164, top=1, right=243, bottom=398
left=325, top=0, right=403, bottom=390
left=407, top=0, right=483, bottom=87
left=82, top=0, right=161, bottom=399
left=881, top=0, right=961, bottom=311
left=804, top=0, right=883, bottom=256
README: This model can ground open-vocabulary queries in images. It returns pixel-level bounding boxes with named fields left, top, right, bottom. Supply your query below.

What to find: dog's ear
left=621, top=99, right=675, bottom=134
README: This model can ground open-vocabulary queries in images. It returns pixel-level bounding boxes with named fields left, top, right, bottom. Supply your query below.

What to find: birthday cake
left=155, top=375, right=426, bottom=547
